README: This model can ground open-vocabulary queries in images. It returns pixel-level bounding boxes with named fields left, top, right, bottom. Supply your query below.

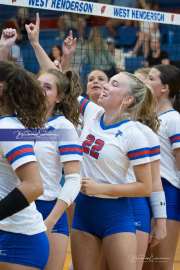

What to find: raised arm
left=0, top=28, right=17, bottom=61
left=25, top=13, right=77, bottom=72
left=61, top=30, right=77, bottom=71
left=25, top=13, right=58, bottom=71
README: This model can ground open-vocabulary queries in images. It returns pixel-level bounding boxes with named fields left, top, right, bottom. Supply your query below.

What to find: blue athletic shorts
left=72, top=193, right=136, bottom=238
left=0, top=230, right=49, bottom=269
left=162, top=178, right=180, bottom=221
left=35, top=199, right=69, bottom=236
left=131, top=197, right=151, bottom=233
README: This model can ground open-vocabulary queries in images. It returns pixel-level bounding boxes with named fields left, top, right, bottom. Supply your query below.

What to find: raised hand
left=25, top=13, right=40, bottom=45
left=63, top=30, right=77, bottom=56
left=0, top=28, right=17, bottom=48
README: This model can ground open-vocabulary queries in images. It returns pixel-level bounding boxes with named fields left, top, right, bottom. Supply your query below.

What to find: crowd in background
left=0, top=0, right=179, bottom=91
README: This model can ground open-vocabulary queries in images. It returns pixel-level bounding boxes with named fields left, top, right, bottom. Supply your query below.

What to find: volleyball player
left=0, top=32, right=49, bottom=269
left=70, top=72, right=155, bottom=270
left=146, top=64, right=180, bottom=270
left=127, top=120, right=166, bottom=270
left=78, top=73, right=166, bottom=270
left=0, top=28, right=17, bottom=61
left=86, top=70, right=108, bottom=102
left=25, top=21, right=83, bottom=270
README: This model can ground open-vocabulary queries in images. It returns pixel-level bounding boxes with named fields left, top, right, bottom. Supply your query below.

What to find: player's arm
left=15, top=161, right=44, bottom=202
left=148, top=159, right=167, bottom=248
left=25, top=13, right=76, bottom=72
left=0, top=147, right=43, bottom=220
left=44, top=160, right=81, bottom=232
left=81, top=162, right=152, bottom=197
left=168, top=115, right=180, bottom=173
left=61, top=30, right=77, bottom=71
left=25, top=13, right=59, bottom=71
left=174, top=148, right=180, bottom=171
left=0, top=28, right=17, bottom=61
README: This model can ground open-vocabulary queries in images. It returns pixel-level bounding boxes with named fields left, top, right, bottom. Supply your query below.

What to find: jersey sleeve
left=58, top=120, right=83, bottom=163
left=125, top=127, right=151, bottom=166
left=136, top=122, right=160, bottom=162
left=78, top=96, right=103, bottom=124
left=1, top=141, right=36, bottom=171
left=167, top=113, right=180, bottom=150
left=146, top=130, right=160, bottom=162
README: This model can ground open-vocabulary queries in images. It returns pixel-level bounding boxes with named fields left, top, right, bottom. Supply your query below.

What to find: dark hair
left=46, top=69, right=82, bottom=126
left=0, top=61, right=47, bottom=128
left=49, top=45, right=63, bottom=61
left=154, top=64, right=180, bottom=113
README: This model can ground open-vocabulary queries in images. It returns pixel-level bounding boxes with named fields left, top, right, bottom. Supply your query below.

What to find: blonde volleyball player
left=131, top=68, right=167, bottom=269
left=127, top=120, right=166, bottom=270
left=70, top=72, right=155, bottom=270
left=79, top=71, right=166, bottom=270
left=78, top=73, right=166, bottom=270
left=0, top=30, right=49, bottom=270
left=146, top=64, right=180, bottom=270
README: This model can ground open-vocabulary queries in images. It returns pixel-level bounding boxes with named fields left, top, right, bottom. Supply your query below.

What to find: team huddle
left=0, top=13, right=179, bottom=270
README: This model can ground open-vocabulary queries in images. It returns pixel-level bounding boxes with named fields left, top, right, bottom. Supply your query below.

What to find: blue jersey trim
left=100, top=114, right=130, bottom=130
left=159, top=109, right=175, bottom=116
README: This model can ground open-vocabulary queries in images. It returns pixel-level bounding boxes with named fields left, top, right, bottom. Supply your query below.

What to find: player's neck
left=157, top=98, right=173, bottom=115
left=103, top=112, right=130, bottom=126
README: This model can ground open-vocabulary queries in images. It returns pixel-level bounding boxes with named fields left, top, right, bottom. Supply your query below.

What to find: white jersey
left=80, top=101, right=151, bottom=190
left=158, top=110, right=180, bottom=188
left=79, top=95, right=103, bottom=121
left=0, top=116, right=46, bottom=235
left=35, top=115, right=83, bottom=201
left=77, top=96, right=103, bottom=136
left=127, top=122, right=160, bottom=183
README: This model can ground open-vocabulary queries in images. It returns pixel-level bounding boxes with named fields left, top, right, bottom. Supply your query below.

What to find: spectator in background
left=56, top=13, right=87, bottom=41
left=83, top=27, right=116, bottom=77
left=49, top=45, right=63, bottom=69
left=145, top=39, right=170, bottom=67
left=106, top=37, right=125, bottom=71
left=132, top=0, right=160, bottom=58
left=105, top=1, right=138, bottom=37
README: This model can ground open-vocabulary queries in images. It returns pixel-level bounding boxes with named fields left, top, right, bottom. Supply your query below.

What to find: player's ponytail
left=47, top=69, right=82, bottom=126
left=124, top=72, right=160, bottom=133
